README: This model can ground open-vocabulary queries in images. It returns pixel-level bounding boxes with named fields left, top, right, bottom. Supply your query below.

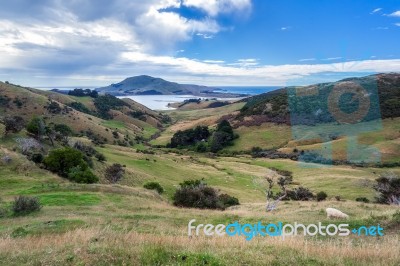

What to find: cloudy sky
left=0, top=0, right=400, bottom=87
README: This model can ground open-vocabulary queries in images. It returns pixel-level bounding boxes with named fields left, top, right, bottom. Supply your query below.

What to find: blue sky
left=0, top=0, right=399, bottom=87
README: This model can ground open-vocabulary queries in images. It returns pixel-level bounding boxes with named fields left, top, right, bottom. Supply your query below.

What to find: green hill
left=0, top=82, right=166, bottom=143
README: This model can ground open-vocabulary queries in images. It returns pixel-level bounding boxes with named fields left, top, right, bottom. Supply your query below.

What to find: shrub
left=281, top=186, right=314, bottom=201
left=374, top=173, right=400, bottom=205
left=170, top=126, right=210, bottom=148
left=3, top=116, right=25, bottom=135
left=105, top=163, right=125, bottom=183
left=73, top=141, right=97, bottom=157
left=43, top=147, right=88, bottom=177
left=218, top=194, right=240, bottom=208
left=12, top=196, right=41, bottom=215
left=174, top=185, right=220, bottom=209
left=29, top=153, right=44, bottom=163
left=95, top=153, right=106, bottom=162
left=94, top=94, right=129, bottom=119
left=356, top=197, right=370, bottom=203
left=173, top=179, right=238, bottom=210
left=15, top=137, right=42, bottom=155
left=67, top=166, right=99, bottom=184
left=143, top=182, right=164, bottom=194
left=67, top=102, right=92, bottom=114
left=54, top=124, right=73, bottom=137
left=26, top=117, right=45, bottom=138
left=251, top=146, right=263, bottom=158
left=316, top=191, right=328, bottom=202
left=46, top=101, right=62, bottom=114
left=195, top=142, right=207, bottom=152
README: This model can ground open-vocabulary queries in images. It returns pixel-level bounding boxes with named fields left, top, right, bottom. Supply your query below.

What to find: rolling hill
left=0, top=82, right=167, bottom=143
left=96, top=75, right=243, bottom=97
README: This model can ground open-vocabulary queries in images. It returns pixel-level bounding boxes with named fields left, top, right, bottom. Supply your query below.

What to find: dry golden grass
left=0, top=226, right=398, bottom=265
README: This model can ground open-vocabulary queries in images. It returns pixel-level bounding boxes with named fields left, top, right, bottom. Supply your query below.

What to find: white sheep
left=326, top=207, right=349, bottom=219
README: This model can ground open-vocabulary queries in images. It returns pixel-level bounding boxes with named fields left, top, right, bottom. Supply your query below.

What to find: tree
left=170, top=126, right=210, bottom=148
left=15, top=137, right=42, bottom=155
left=264, top=175, right=292, bottom=212
left=43, top=147, right=88, bottom=177
left=374, top=172, right=400, bottom=205
left=54, top=124, right=73, bottom=143
left=3, top=116, right=25, bottom=135
left=209, top=120, right=236, bottom=152
left=105, top=163, right=125, bottom=183
left=26, top=117, right=46, bottom=140
left=216, top=119, right=233, bottom=135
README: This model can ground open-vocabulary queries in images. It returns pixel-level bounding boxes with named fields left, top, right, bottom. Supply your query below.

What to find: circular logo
left=327, top=82, right=370, bottom=124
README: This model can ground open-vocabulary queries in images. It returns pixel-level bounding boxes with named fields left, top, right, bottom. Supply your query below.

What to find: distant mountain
left=96, top=75, right=243, bottom=97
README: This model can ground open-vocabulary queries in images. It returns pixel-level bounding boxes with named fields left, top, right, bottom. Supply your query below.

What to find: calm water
left=35, top=86, right=282, bottom=110
left=120, top=95, right=243, bottom=111
left=215, top=86, right=282, bottom=95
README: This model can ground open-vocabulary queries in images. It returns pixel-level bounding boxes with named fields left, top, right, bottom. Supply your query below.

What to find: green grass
left=37, top=192, right=101, bottom=206
left=165, top=102, right=244, bottom=121
left=225, top=123, right=292, bottom=151
left=101, top=120, right=127, bottom=130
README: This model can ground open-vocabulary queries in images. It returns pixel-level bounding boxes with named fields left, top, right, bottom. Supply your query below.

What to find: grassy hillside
left=1, top=77, right=400, bottom=265
left=0, top=142, right=399, bottom=265
left=0, top=82, right=164, bottom=143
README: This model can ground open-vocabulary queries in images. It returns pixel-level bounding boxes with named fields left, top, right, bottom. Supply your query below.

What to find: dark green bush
left=12, top=196, right=41, bottom=215
left=95, top=153, right=106, bottom=162
left=316, top=191, right=328, bottom=201
left=195, top=142, right=207, bottom=152
left=43, top=147, right=87, bottom=177
left=143, top=182, right=164, bottom=194
left=170, top=126, right=210, bottom=148
left=356, top=197, right=370, bottom=203
left=67, top=166, right=99, bottom=184
left=278, top=186, right=314, bottom=201
left=174, top=185, right=220, bottom=209
left=43, top=147, right=97, bottom=183
left=173, top=179, right=239, bottom=210
left=218, top=194, right=240, bottom=208
left=29, top=153, right=44, bottom=164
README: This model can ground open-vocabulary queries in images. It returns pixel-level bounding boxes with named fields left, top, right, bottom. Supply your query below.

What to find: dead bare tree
left=265, top=176, right=292, bottom=212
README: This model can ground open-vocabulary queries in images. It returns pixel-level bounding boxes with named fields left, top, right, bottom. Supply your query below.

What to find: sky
left=0, top=0, right=400, bottom=87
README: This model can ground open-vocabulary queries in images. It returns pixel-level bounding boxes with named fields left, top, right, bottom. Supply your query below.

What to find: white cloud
left=280, top=26, right=291, bottom=31
left=322, top=57, right=342, bottom=61
left=388, top=10, right=400, bottom=17
left=203, top=60, right=225, bottom=64
left=196, top=33, right=214, bottom=39
left=299, top=58, right=316, bottom=62
left=182, top=0, right=251, bottom=17
left=0, top=0, right=399, bottom=87
left=395, top=23, right=400, bottom=27
left=371, top=8, right=382, bottom=14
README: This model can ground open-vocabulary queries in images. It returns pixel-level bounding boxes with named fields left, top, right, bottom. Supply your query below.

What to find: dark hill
left=96, top=75, right=243, bottom=97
